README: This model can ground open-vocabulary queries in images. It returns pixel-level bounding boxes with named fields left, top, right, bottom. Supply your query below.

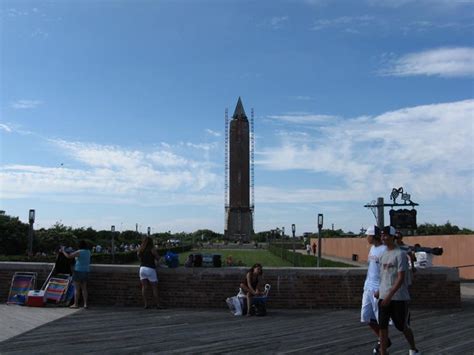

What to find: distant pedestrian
left=312, top=242, right=317, bottom=256
left=62, top=240, right=91, bottom=309
left=376, top=226, right=420, bottom=355
left=360, top=226, right=388, bottom=354
left=137, top=236, right=163, bottom=309
left=306, top=244, right=311, bottom=255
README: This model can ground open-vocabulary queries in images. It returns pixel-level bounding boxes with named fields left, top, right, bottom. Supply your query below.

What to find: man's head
left=365, top=225, right=381, bottom=244
left=381, top=225, right=396, bottom=248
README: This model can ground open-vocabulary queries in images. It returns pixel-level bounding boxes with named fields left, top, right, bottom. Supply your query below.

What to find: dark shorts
left=378, top=299, right=410, bottom=331
left=72, top=271, right=89, bottom=282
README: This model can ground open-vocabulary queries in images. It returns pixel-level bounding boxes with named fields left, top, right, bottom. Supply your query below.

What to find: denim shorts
left=72, top=271, right=89, bottom=282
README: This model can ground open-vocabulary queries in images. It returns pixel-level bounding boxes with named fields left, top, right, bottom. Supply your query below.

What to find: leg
left=72, top=281, right=81, bottom=307
left=368, top=320, right=380, bottom=337
left=403, top=326, right=417, bottom=350
left=379, top=328, right=389, bottom=355
left=246, top=293, right=252, bottom=316
left=141, top=280, right=149, bottom=308
left=81, top=281, right=88, bottom=308
left=151, top=282, right=159, bottom=307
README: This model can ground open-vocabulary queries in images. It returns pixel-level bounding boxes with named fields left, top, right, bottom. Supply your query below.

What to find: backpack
left=251, top=300, right=267, bottom=316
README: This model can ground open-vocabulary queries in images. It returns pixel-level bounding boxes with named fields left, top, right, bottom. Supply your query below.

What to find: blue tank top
left=74, top=249, right=91, bottom=272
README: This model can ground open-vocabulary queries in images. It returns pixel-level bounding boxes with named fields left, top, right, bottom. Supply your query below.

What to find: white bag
left=226, top=295, right=243, bottom=316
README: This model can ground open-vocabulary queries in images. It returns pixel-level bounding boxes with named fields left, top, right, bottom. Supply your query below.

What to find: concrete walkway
left=0, top=304, right=80, bottom=342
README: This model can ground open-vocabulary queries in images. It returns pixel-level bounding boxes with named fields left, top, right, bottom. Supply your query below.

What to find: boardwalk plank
left=1, top=303, right=473, bottom=354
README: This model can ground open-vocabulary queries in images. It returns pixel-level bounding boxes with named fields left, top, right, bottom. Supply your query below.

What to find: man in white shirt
left=361, top=225, right=389, bottom=354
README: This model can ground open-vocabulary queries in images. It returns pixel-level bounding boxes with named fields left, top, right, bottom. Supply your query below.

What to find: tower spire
left=233, top=97, right=247, bottom=119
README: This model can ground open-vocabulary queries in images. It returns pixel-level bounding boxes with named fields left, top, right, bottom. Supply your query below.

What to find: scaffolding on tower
left=250, top=108, right=255, bottom=222
left=224, top=108, right=229, bottom=230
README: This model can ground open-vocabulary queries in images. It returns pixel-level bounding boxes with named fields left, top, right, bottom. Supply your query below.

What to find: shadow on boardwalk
left=1, top=299, right=473, bottom=355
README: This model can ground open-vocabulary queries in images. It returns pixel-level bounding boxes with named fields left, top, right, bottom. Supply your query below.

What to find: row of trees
left=1, top=212, right=472, bottom=256
left=0, top=213, right=223, bottom=256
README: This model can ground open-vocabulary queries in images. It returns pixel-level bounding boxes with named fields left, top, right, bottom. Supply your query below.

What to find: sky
left=0, top=0, right=473, bottom=235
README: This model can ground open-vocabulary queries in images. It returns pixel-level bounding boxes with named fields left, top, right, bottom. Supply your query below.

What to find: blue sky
left=1, top=0, right=473, bottom=234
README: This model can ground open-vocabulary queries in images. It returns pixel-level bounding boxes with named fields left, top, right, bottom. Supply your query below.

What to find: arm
left=151, top=247, right=161, bottom=262
left=381, top=270, right=405, bottom=306
left=62, top=249, right=80, bottom=259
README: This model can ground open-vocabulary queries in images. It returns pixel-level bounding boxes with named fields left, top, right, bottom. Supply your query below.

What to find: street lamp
left=147, top=226, right=151, bottom=236
left=28, top=209, right=35, bottom=256
left=111, top=225, right=115, bottom=263
left=282, top=226, right=285, bottom=238
left=291, top=224, right=296, bottom=266
left=317, top=213, right=323, bottom=267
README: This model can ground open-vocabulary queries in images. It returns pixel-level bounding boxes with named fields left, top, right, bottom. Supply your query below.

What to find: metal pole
left=292, top=224, right=296, bottom=267
left=317, top=225, right=321, bottom=267
left=111, top=225, right=115, bottom=264
left=28, top=223, right=33, bottom=256
left=377, top=197, right=384, bottom=229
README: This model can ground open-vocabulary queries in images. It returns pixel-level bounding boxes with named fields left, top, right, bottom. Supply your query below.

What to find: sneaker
left=408, top=350, right=421, bottom=355
left=373, top=338, right=392, bottom=354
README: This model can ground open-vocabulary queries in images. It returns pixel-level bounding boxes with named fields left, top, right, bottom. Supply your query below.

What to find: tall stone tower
left=225, top=97, right=253, bottom=242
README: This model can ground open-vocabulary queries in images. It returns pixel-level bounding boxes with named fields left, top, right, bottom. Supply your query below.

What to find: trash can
left=352, top=254, right=358, bottom=262
left=213, top=254, right=222, bottom=267
left=193, top=254, right=203, bottom=267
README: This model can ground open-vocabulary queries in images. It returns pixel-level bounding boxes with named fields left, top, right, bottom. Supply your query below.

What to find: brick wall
left=312, top=235, right=474, bottom=279
left=0, top=262, right=460, bottom=308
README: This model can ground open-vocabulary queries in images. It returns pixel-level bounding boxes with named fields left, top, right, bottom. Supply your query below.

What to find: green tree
left=0, top=214, right=29, bottom=255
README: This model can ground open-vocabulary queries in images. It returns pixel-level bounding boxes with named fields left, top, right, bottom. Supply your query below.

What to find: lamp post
left=111, top=225, right=115, bottom=263
left=147, top=226, right=151, bottom=236
left=292, top=224, right=296, bottom=266
left=282, top=226, right=285, bottom=238
left=28, top=209, right=35, bottom=256
left=317, top=214, right=323, bottom=267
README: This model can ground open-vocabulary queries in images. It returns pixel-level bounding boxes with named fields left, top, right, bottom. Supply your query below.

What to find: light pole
left=147, top=226, right=151, bottom=236
left=111, top=225, right=115, bottom=263
left=28, top=209, right=35, bottom=256
left=317, top=214, right=323, bottom=267
left=292, top=224, right=296, bottom=266
left=282, top=226, right=285, bottom=238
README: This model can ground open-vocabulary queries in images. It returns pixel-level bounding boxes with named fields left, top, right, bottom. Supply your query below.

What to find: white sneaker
left=409, top=350, right=421, bottom=355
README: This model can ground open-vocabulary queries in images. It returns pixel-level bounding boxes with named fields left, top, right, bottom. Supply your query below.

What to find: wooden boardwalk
left=1, top=300, right=473, bottom=354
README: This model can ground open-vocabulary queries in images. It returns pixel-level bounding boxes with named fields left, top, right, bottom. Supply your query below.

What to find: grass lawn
left=179, top=249, right=293, bottom=267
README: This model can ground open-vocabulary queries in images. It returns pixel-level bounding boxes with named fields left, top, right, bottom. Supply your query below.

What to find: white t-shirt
left=364, top=244, right=387, bottom=291
left=379, top=247, right=411, bottom=301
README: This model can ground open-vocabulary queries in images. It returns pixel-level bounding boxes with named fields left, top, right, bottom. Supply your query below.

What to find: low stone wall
left=0, top=262, right=461, bottom=308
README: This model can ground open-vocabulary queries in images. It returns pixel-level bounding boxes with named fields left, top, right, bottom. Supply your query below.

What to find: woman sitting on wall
left=137, top=237, right=163, bottom=309
left=240, top=263, right=263, bottom=316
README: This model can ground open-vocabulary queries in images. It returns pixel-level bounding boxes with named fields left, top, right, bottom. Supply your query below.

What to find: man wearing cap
left=361, top=225, right=389, bottom=354
left=376, top=226, right=420, bottom=355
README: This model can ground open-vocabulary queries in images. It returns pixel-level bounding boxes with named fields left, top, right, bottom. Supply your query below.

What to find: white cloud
left=269, top=16, right=289, bottom=29
left=11, top=100, right=43, bottom=109
left=381, top=47, right=474, bottom=78
left=258, top=99, right=474, bottom=201
left=259, top=16, right=289, bottom=30
left=0, top=123, right=12, bottom=132
left=267, top=113, right=339, bottom=124
left=147, top=151, right=189, bottom=168
left=291, top=96, right=314, bottom=101
left=205, top=129, right=221, bottom=137
left=0, top=138, right=221, bottom=203
left=311, top=15, right=374, bottom=31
